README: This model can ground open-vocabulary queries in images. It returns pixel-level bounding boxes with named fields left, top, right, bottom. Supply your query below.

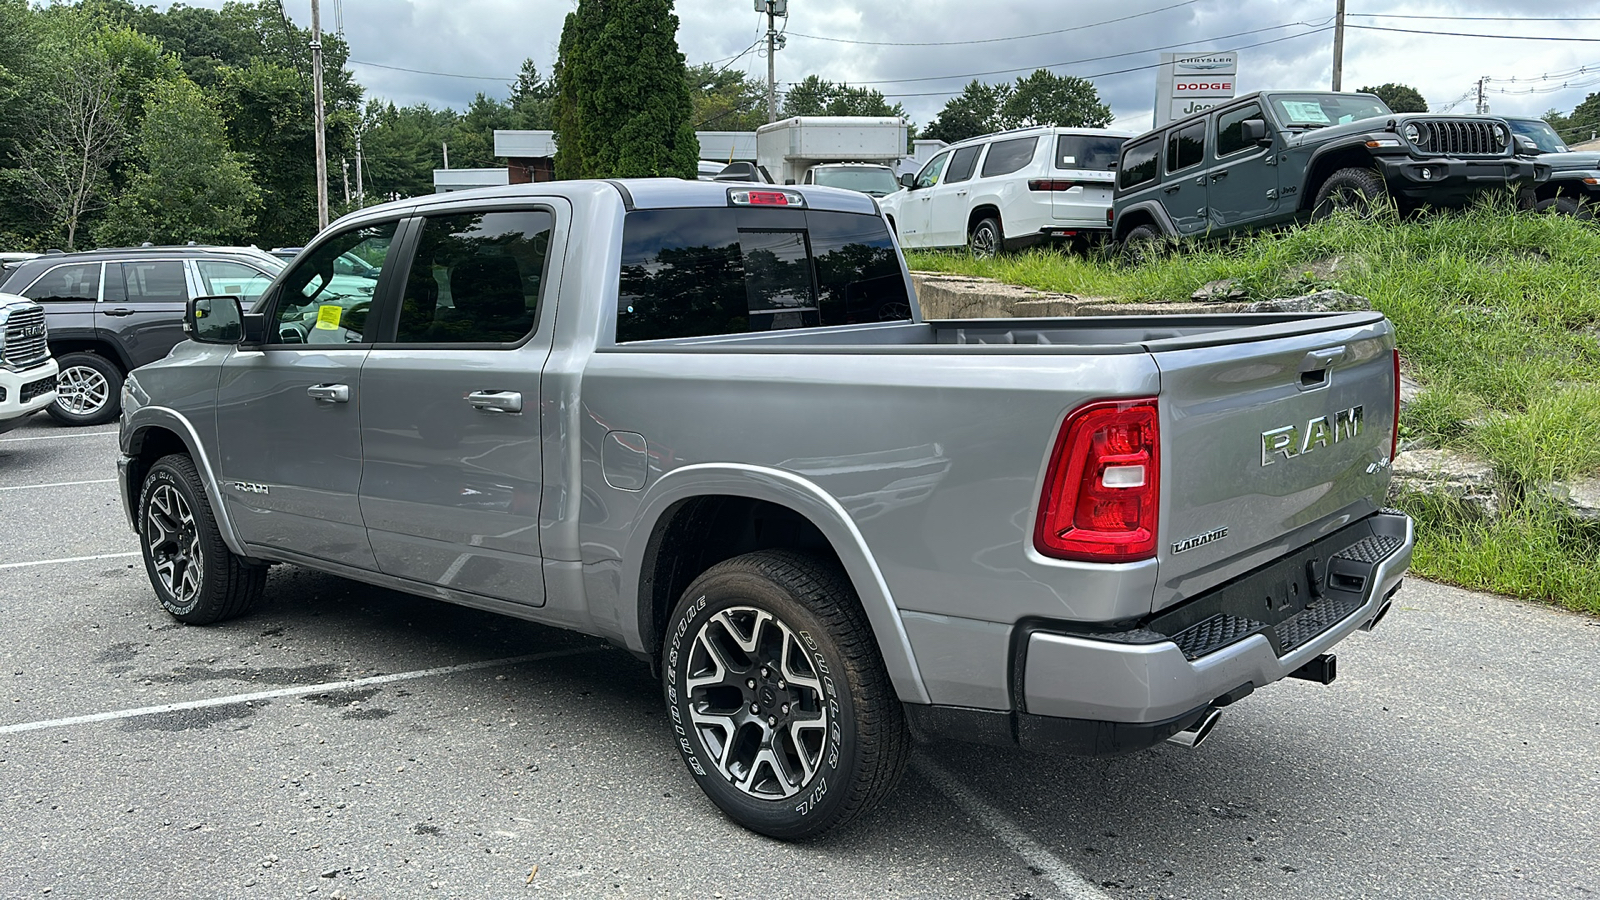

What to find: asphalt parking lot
left=3, top=414, right=1598, bottom=899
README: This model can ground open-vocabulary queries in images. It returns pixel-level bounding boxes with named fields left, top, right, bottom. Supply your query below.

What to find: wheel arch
left=122, top=406, right=248, bottom=556
left=623, top=463, right=931, bottom=704
left=48, top=340, right=133, bottom=373
left=967, top=203, right=1003, bottom=235
left=1301, top=144, right=1382, bottom=211
left=1112, top=202, right=1172, bottom=241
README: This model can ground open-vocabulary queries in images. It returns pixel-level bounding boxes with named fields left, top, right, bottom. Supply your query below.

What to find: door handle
left=1195, top=176, right=1206, bottom=186
left=306, top=383, right=349, bottom=403
left=1163, top=185, right=1182, bottom=194
left=1211, top=169, right=1229, bottom=180
left=956, top=190, right=968, bottom=196
left=102, top=307, right=135, bottom=317
left=467, top=390, right=523, bottom=414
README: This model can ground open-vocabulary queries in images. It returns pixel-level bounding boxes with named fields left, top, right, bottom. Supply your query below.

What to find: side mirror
left=1241, top=119, right=1271, bottom=145
left=185, top=295, right=244, bottom=344
left=899, top=172, right=917, bottom=190
left=1515, top=136, right=1542, bottom=156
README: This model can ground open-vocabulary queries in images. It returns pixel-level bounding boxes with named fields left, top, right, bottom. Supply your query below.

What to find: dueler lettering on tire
left=662, top=549, right=909, bottom=840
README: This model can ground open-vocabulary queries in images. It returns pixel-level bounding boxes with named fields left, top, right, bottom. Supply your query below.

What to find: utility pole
left=761, top=1, right=787, bottom=122
left=1476, top=76, right=1488, bottom=114
left=442, top=141, right=450, bottom=170
left=311, top=0, right=329, bottom=231
left=354, top=129, right=364, bottom=208
left=1331, top=0, right=1346, bottom=91
left=341, top=158, right=350, bottom=205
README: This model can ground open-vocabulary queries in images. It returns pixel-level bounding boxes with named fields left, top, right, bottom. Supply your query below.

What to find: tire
left=1535, top=196, right=1595, bottom=221
left=138, top=453, right=267, bottom=624
left=662, top=550, right=910, bottom=840
left=1121, top=223, right=1166, bottom=265
left=968, top=216, right=1003, bottom=258
left=48, top=351, right=123, bottom=426
left=1312, top=167, right=1388, bottom=220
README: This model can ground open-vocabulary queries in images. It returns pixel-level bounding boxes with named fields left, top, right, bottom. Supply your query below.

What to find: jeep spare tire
left=1312, top=167, right=1388, bottom=220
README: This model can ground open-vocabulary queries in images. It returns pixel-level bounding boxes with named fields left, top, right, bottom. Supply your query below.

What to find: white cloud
left=145, top=0, right=1600, bottom=132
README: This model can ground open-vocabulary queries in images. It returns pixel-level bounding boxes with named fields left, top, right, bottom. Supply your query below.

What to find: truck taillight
left=1391, top=349, right=1401, bottom=462
left=1028, top=179, right=1079, bottom=191
left=1035, top=399, right=1159, bottom=562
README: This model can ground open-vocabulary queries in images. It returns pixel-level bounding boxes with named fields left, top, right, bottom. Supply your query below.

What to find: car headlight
left=1493, top=124, right=1507, bottom=145
left=1402, top=123, right=1420, bottom=143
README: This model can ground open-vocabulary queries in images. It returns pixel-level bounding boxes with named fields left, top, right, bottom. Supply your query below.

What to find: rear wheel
left=663, top=550, right=909, bottom=840
left=48, top=351, right=122, bottom=426
left=138, top=453, right=267, bottom=624
left=968, top=216, right=1003, bottom=258
left=1312, top=167, right=1388, bottom=220
left=1121, top=223, right=1166, bottom=265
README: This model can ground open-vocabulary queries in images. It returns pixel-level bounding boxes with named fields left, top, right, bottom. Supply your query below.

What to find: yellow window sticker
left=315, top=304, right=342, bottom=330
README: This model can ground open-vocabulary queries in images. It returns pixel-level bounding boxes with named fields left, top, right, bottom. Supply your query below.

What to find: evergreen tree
left=553, top=0, right=698, bottom=180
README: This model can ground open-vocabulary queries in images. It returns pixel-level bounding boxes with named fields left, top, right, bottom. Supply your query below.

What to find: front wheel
left=48, top=352, right=122, bottom=426
left=138, top=454, right=267, bottom=624
left=662, top=550, right=909, bottom=840
left=1535, top=196, right=1595, bottom=221
left=1312, top=167, right=1388, bottom=220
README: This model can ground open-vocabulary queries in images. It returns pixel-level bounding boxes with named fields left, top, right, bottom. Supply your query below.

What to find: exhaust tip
left=1361, top=596, right=1395, bottom=632
left=1166, top=708, right=1222, bottom=749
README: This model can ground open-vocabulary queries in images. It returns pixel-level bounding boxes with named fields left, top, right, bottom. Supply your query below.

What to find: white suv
left=881, top=126, right=1134, bottom=255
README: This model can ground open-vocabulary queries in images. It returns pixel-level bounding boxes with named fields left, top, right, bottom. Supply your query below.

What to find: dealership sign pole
left=1154, top=52, right=1239, bottom=128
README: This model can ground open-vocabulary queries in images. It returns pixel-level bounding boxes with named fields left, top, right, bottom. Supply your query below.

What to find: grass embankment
left=908, top=200, right=1600, bottom=615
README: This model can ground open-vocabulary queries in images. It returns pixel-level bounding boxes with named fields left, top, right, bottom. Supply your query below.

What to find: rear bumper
left=1374, top=156, right=1544, bottom=201
left=1006, top=226, right=1111, bottom=251
left=906, top=509, right=1414, bottom=756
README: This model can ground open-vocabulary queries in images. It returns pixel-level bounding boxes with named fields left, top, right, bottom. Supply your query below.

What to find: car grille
left=3, top=306, right=49, bottom=369
left=1411, top=119, right=1506, bottom=156
left=21, top=374, right=56, bottom=403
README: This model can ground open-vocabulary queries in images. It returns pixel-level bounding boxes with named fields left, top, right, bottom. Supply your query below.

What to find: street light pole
left=311, top=0, right=329, bottom=231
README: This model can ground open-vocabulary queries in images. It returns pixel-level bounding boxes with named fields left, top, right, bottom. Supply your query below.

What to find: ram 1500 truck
left=117, top=179, right=1413, bottom=839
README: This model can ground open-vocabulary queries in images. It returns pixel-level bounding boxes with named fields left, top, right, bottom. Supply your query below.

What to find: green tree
left=922, top=80, right=1012, bottom=143
left=1359, top=83, right=1428, bottom=113
left=553, top=0, right=698, bottom=180
left=781, top=75, right=907, bottom=118
left=1000, top=70, right=1111, bottom=129
left=1562, top=92, right=1600, bottom=143
left=98, top=77, right=260, bottom=246
left=509, top=58, right=555, bottom=130
left=687, top=63, right=765, bottom=131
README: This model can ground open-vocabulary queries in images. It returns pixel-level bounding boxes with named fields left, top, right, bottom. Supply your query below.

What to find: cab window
left=915, top=151, right=950, bottom=189
left=271, top=221, right=397, bottom=345
left=1166, top=121, right=1206, bottom=174
left=394, top=210, right=553, bottom=344
left=945, top=145, right=982, bottom=183
left=1216, top=104, right=1265, bottom=157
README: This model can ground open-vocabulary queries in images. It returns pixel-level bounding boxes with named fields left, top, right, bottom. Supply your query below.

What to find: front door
left=1206, top=102, right=1280, bottom=230
left=926, top=143, right=983, bottom=247
left=101, top=259, right=191, bottom=368
left=214, top=219, right=402, bottom=568
left=897, top=150, right=950, bottom=248
left=1162, top=119, right=1210, bottom=236
left=357, top=205, right=562, bottom=605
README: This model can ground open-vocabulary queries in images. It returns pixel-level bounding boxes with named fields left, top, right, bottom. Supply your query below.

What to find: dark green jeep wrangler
left=1110, top=91, right=1546, bottom=245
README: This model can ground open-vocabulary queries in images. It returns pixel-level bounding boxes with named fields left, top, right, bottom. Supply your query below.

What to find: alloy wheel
left=145, top=483, right=204, bottom=604
left=57, top=364, right=110, bottom=416
left=684, top=606, right=830, bottom=800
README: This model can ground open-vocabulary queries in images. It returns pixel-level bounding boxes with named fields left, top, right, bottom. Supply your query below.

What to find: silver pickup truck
left=117, top=179, right=1413, bottom=839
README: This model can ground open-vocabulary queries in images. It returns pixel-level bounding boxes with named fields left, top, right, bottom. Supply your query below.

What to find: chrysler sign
left=1154, top=52, right=1239, bottom=127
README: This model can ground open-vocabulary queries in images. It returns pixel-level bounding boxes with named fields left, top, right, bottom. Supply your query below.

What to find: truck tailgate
left=1147, top=315, right=1397, bottom=612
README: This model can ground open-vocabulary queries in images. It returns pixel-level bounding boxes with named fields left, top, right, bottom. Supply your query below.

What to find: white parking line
left=0, top=479, right=116, bottom=492
left=914, top=756, right=1115, bottom=900
left=0, top=551, right=140, bottom=570
left=0, top=430, right=118, bottom=443
left=0, top=647, right=604, bottom=735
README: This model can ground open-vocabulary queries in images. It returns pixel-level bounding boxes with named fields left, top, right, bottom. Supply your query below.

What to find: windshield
left=1509, top=119, right=1568, bottom=153
left=811, top=166, right=902, bottom=197
left=1269, top=93, right=1392, bottom=129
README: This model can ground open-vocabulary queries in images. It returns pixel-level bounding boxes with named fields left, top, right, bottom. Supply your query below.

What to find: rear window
left=1055, top=135, right=1125, bottom=171
left=945, top=145, right=982, bottom=183
left=1166, top=121, right=1206, bottom=173
left=1118, top=138, right=1160, bottom=190
left=980, top=137, right=1039, bottom=178
left=616, top=208, right=910, bottom=343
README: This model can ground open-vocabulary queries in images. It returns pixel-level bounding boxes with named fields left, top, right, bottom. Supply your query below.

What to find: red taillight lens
left=1027, top=179, right=1079, bottom=191
left=1391, top=349, right=1401, bottom=461
left=1035, top=399, right=1160, bottom=562
left=746, top=191, right=790, bottom=205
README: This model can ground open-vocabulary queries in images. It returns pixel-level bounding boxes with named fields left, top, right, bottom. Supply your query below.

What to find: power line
left=778, top=20, right=1330, bottom=88
left=1351, top=13, right=1600, bottom=23
left=349, top=59, right=510, bottom=81
left=1486, top=61, right=1600, bottom=84
left=1345, top=24, right=1600, bottom=42
left=786, top=0, right=1205, bottom=47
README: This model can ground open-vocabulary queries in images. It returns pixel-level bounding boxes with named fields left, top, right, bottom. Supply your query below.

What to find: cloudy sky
left=153, top=1, right=1600, bottom=137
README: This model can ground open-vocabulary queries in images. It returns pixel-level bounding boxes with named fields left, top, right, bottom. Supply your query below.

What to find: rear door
left=1163, top=120, right=1210, bottom=235
left=356, top=203, right=564, bottom=606
left=102, top=258, right=190, bottom=368
left=1148, top=316, right=1397, bottom=612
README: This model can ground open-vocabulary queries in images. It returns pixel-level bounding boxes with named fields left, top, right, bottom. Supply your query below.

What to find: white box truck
left=755, top=116, right=909, bottom=186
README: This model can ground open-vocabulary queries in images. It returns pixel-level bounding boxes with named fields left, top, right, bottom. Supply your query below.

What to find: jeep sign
left=1154, top=52, right=1239, bottom=127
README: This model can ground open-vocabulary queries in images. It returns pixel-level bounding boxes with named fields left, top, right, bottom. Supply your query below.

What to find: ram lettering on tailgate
left=1260, top=405, right=1362, bottom=466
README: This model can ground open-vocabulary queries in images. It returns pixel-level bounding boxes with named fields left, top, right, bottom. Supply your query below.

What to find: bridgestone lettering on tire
left=138, top=454, right=266, bottom=625
left=662, top=550, right=909, bottom=840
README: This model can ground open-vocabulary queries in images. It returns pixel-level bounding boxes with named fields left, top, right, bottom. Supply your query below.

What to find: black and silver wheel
left=48, top=351, right=122, bottom=426
left=968, top=216, right=1003, bottom=258
left=1312, top=167, right=1388, bottom=220
left=138, top=454, right=266, bottom=624
left=663, top=550, right=909, bottom=839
